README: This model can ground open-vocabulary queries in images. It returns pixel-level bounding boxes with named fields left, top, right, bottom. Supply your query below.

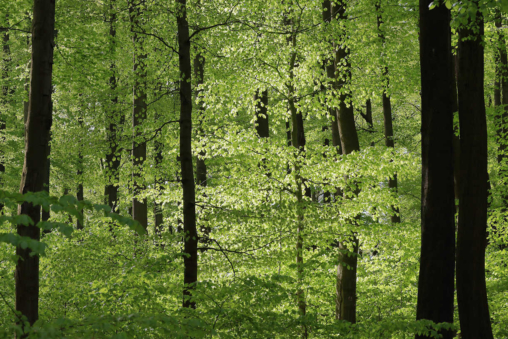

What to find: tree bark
left=415, top=1, right=455, bottom=338
left=456, top=5, right=494, bottom=338
left=104, top=0, right=122, bottom=217
left=177, top=0, right=198, bottom=309
left=376, top=0, right=400, bottom=223
left=153, top=123, right=164, bottom=235
left=41, top=144, right=50, bottom=224
left=331, top=0, right=359, bottom=323
left=15, top=0, right=55, bottom=331
left=451, top=53, right=460, bottom=207
left=254, top=90, right=269, bottom=138
left=129, top=0, right=148, bottom=230
left=76, top=115, right=84, bottom=230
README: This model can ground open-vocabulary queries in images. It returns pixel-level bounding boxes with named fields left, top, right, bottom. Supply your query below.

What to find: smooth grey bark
left=15, top=0, right=55, bottom=332
left=456, top=5, right=494, bottom=338
left=177, top=0, right=198, bottom=309
left=415, top=0, right=455, bottom=338
left=129, top=0, right=148, bottom=230
left=376, top=0, right=400, bottom=223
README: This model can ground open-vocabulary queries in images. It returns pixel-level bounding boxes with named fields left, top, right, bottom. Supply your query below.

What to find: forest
left=0, top=0, right=507, bottom=337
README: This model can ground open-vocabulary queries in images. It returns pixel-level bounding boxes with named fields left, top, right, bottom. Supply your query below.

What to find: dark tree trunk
left=153, top=127, right=164, bottom=235
left=104, top=0, right=122, bottom=216
left=177, top=0, right=198, bottom=309
left=451, top=53, right=460, bottom=207
left=129, top=0, right=148, bottom=230
left=376, top=0, right=400, bottom=223
left=254, top=90, right=269, bottom=138
left=416, top=1, right=456, bottom=337
left=76, top=115, right=84, bottom=230
left=363, top=99, right=373, bottom=130
left=15, top=0, right=55, bottom=331
left=331, top=0, right=359, bottom=323
left=41, top=143, right=50, bottom=225
left=456, top=6, right=494, bottom=338
left=415, top=1, right=455, bottom=338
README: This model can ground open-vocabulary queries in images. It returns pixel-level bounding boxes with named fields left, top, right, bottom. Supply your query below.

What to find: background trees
left=0, top=0, right=507, bottom=337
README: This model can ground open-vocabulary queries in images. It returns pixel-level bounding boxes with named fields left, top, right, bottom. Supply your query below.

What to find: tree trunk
left=15, top=0, right=55, bottom=331
left=104, top=0, right=122, bottom=217
left=41, top=144, right=50, bottom=224
left=376, top=0, right=400, bottom=223
left=415, top=1, right=455, bottom=338
left=76, top=115, right=84, bottom=230
left=153, top=125, right=164, bottom=235
left=331, top=0, right=359, bottom=323
left=177, top=0, right=198, bottom=309
left=254, top=90, right=269, bottom=138
left=456, top=5, right=494, bottom=338
left=451, top=53, right=460, bottom=208
left=129, top=0, right=148, bottom=230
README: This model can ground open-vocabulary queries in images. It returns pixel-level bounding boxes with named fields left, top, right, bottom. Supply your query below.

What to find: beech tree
left=456, top=2, right=493, bottom=338
left=176, top=0, right=198, bottom=309
left=415, top=0, right=455, bottom=338
left=129, top=0, right=148, bottom=229
left=15, top=0, right=56, bottom=330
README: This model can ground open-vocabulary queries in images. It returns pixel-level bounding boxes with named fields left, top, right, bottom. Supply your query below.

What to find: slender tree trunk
left=129, top=0, right=148, bottom=229
left=415, top=1, right=455, bottom=338
left=451, top=53, right=460, bottom=208
left=153, top=125, right=164, bottom=235
left=15, top=0, right=55, bottom=332
left=76, top=115, right=84, bottom=230
left=104, top=0, right=122, bottom=216
left=331, top=0, right=359, bottom=323
left=376, top=0, right=400, bottom=223
left=456, top=5, right=494, bottom=338
left=177, top=0, right=198, bottom=309
left=363, top=99, right=373, bottom=130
